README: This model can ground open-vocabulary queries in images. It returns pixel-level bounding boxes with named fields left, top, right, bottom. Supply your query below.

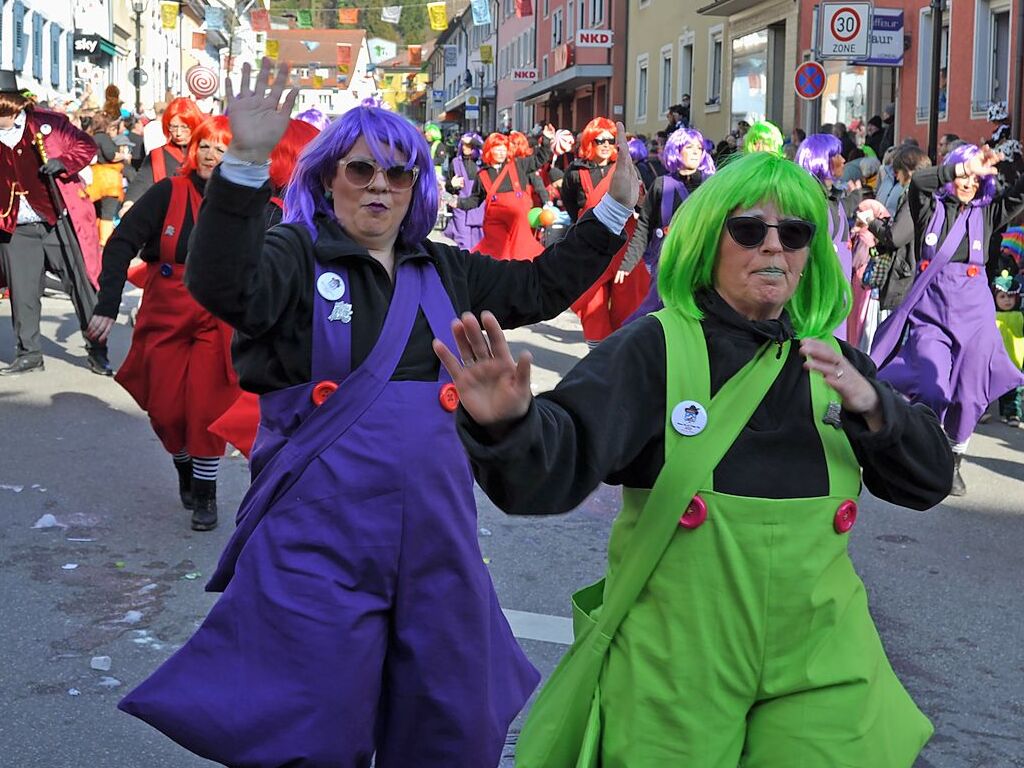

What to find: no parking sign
left=794, top=61, right=826, bottom=101
left=819, top=2, right=872, bottom=59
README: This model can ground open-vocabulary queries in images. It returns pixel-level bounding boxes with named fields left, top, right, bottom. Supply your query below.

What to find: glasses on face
left=593, top=137, right=615, bottom=146
left=726, top=216, right=816, bottom=251
left=338, top=159, right=419, bottom=190
left=167, top=124, right=190, bottom=133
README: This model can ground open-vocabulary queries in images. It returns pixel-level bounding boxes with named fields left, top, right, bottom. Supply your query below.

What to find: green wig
left=657, top=151, right=851, bottom=339
left=423, top=122, right=442, bottom=142
left=743, top=120, right=784, bottom=156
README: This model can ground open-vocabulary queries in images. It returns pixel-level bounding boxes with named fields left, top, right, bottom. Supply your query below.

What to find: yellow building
left=625, top=0, right=730, bottom=143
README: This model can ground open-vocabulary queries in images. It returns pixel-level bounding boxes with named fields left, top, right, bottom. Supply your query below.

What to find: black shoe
left=86, top=346, right=114, bottom=376
left=190, top=478, right=218, bottom=531
left=174, top=459, right=194, bottom=510
left=950, top=454, right=967, bottom=497
left=0, top=354, right=44, bottom=376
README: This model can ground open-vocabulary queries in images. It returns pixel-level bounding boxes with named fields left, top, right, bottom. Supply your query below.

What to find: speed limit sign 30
left=819, top=2, right=872, bottom=59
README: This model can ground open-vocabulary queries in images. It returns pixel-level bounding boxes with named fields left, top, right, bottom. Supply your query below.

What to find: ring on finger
left=835, top=365, right=844, bottom=379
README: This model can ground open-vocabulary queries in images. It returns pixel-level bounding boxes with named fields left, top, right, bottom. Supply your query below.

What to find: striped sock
left=192, top=457, right=220, bottom=482
left=172, top=450, right=191, bottom=465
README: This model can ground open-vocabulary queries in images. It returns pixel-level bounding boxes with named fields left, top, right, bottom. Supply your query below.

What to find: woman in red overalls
left=457, top=126, right=554, bottom=260
left=86, top=116, right=239, bottom=532
left=563, top=117, right=648, bottom=346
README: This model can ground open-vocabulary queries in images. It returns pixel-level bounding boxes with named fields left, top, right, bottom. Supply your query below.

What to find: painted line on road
left=503, top=609, right=574, bottom=645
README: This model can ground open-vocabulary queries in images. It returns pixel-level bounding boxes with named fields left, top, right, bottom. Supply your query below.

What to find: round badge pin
left=972, top=239, right=982, bottom=251
left=671, top=400, right=708, bottom=436
left=924, top=233, right=939, bottom=247
left=316, top=272, right=346, bottom=301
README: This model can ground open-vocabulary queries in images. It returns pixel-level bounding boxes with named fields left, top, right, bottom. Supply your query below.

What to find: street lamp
left=132, top=0, right=147, bottom=114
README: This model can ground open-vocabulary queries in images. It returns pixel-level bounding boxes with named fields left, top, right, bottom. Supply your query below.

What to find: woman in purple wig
left=442, top=131, right=485, bottom=250
left=294, top=105, right=330, bottom=131
left=117, top=58, right=641, bottom=767
left=628, top=136, right=661, bottom=191
left=870, top=143, right=1024, bottom=495
left=622, top=127, right=715, bottom=323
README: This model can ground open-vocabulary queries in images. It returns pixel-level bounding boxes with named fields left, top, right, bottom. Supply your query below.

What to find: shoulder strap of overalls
left=151, top=146, right=167, bottom=182
left=808, top=337, right=862, bottom=495
left=159, top=176, right=201, bottom=263
left=591, top=307, right=788, bottom=641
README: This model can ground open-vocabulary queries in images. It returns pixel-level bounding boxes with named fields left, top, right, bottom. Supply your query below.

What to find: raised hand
left=800, top=338, right=883, bottom=431
left=432, top=311, right=533, bottom=429
left=542, top=123, right=556, bottom=141
left=964, top=146, right=1005, bottom=177
left=609, top=121, right=641, bottom=209
left=225, top=57, right=299, bottom=164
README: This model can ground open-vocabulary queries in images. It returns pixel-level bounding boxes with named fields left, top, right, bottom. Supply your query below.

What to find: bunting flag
left=297, top=9, right=313, bottom=28
left=205, top=7, right=225, bottom=31
left=312, top=74, right=324, bottom=89
left=443, top=45, right=457, bottom=67
left=381, top=5, right=402, bottom=24
left=160, top=2, right=178, bottom=30
left=192, top=32, right=207, bottom=50
left=427, top=1, right=448, bottom=31
left=301, top=40, right=321, bottom=52
left=338, top=8, right=359, bottom=25
left=471, top=0, right=491, bottom=26
left=250, top=9, right=270, bottom=32
left=408, top=45, right=422, bottom=66
left=479, top=44, right=493, bottom=64
left=265, top=39, right=280, bottom=59
left=515, top=0, right=533, bottom=17
left=337, top=43, right=352, bottom=74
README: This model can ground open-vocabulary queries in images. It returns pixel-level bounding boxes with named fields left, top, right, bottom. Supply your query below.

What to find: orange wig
left=179, top=116, right=233, bottom=177
left=482, top=133, right=512, bottom=166
left=508, top=130, right=532, bottom=158
left=270, top=119, right=321, bottom=190
left=577, top=117, right=618, bottom=163
left=162, top=97, right=206, bottom=142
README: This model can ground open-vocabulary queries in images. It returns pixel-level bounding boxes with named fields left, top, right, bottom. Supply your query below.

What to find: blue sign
left=794, top=61, right=826, bottom=101
left=856, top=9, right=904, bottom=67
left=432, top=89, right=445, bottom=103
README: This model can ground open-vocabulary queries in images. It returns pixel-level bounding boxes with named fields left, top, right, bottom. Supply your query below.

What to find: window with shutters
left=66, top=31, right=74, bottom=88
left=50, top=24, right=62, bottom=87
left=32, top=13, right=44, bottom=80
left=13, top=1, right=27, bottom=72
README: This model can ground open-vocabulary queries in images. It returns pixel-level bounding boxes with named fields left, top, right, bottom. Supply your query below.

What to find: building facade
left=1, top=0, right=78, bottom=103
left=494, top=0, right=536, bottom=131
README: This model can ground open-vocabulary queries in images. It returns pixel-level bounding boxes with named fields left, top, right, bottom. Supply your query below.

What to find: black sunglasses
left=725, top=216, right=816, bottom=251
left=339, top=159, right=419, bottom=190
left=593, top=137, right=615, bottom=146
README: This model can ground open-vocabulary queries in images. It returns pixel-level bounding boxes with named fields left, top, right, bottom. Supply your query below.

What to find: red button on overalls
left=311, top=380, right=338, bottom=406
left=439, top=382, right=460, bottom=412
left=833, top=499, right=858, bottom=534
left=679, top=495, right=708, bottom=529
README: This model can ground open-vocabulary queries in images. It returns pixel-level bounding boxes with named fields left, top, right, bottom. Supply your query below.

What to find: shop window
left=635, top=53, right=649, bottom=124
left=972, top=1, right=1011, bottom=114
left=706, top=25, right=723, bottom=111
left=917, top=5, right=949, bottom=121
left=50, top=23, right=61, bottom=88
left=659, top=45, right=672, bottom=117
left=678, top=32, right=694, bottom=103
left=731, top=31, right=767, bottom=126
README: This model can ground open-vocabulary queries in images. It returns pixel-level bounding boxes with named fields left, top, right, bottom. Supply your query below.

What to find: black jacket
left=561, top=161, right=613, bottom=222
left=185, top=170, right=627, bottom=394
left=868, top=190, right=917, bottom=310
left=458, top=290, right=953, bottom=514
left=622, top=172, right=702, bottom=272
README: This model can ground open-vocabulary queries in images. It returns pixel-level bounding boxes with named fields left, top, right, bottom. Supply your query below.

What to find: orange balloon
left=538, top=208, right=556, bottom=227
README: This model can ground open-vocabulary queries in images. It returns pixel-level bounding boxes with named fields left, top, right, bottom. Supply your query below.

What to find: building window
left=731, top=30, right=768, bottom=126
left=659, top=45, right=673, bottom=117
left=635, top=53, right=649, bottom=123
left=551, top=8, right=563, bottom=48
left=542, top=54, right=548, bottom=79
left=917, top=5, right=949, bottom=120
left=590, top=0, right=605, bottom=26
left=707, top=25, right=723, bottom=110
left=972, top=1, right=1011, bottom=114
left=32, top=12, right=44, bottom=80
left=50, top=23, right=61, bottom=87
left=567, top=1, right=575, bottom=39
left=678, top=32, right=694, bottom=102
left=543, top=0, right=549, bottom=18
left=639, top=0, right=650, bottom=8
left=528, top=28, right=535, bottom=65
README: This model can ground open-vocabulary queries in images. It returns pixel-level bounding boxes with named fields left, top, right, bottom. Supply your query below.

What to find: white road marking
left=503, top=609, right=574, bottom=645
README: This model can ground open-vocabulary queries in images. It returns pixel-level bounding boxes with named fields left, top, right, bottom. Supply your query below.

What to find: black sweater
left=867, top=190, right=918, bottom=310
left=622, top=172, right=703, bottom=272
left=184, top=170, right=627, bottom=394
left=458, top=290, right=953, bottom=514
left=125, top=145, right=185, bottom=203
left=561, top=161, right=613, bottom=222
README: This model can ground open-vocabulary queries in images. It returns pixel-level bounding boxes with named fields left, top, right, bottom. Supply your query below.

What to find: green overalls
left=516, top=309, right=932, bottom=768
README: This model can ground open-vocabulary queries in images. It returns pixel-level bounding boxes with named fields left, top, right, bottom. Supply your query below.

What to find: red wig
left=179, top=116, right=233, bottom=177
left=508, top=130, right=532, bottom=158
left=482, top=133, right=511, bottom=166
left=577, top=117, right=618, bottom=162
left=270, top=119, right=321, bottom=190
left=162, top=97, right=206, bottom=142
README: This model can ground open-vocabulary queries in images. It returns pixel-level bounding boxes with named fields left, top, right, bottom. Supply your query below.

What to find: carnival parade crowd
left=0, top=55, right=1022, bottom=766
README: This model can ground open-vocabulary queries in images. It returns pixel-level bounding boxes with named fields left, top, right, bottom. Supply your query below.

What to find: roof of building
left=267, top=28, right=368, bottom=89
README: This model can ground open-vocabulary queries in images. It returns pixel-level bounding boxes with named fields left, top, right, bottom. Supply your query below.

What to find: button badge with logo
left=671, top=400, right=708, bottom=436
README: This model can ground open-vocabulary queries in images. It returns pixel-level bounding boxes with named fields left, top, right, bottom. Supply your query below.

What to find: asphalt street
left=1, top=285, right=1022, bottom=768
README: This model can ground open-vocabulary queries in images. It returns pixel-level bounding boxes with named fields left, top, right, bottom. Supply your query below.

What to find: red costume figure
left=88, top=117, right=241, bottom=531
left=563, top=118, right=648, bottom=345
left=0, top=70, right=109, bottom=376
left=458, top=127, right=554, bottom=261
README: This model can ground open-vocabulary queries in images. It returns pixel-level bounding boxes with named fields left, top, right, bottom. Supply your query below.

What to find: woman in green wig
left=743, top=119, right=785, bottom=155
left=434, top=151, right=954, bottom=767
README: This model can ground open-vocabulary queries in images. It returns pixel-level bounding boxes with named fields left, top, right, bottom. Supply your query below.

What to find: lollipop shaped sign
left=186, top=65, right=220, bottom=98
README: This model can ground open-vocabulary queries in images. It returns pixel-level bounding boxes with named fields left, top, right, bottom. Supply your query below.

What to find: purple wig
left=282, top=107, right=439, bottom=246
left=936, top=143, right=996, bottom=207
left=794, top=133, right=842, bottom=184
left=663, top=127, right=715, bottom=177
left=628, top=137, right=649, bottom=163
left=295, top=107, right=331, bottom=132
left=459, top=131, right=483, bottom=162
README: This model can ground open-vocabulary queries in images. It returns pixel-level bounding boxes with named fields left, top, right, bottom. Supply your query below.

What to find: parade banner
left=428, top=2, right=448, bottom=31
left=408, top=45, right=422, bottom=66
left=205, top=6, right=225, bottom=32
left=471, top=0, right=492, bottom=26
left=265, top=39, right=280, bottom=59
left=444, top=45, right=458, bottom=68
left=297, top=9, right=313, bottom=28
left=381, top=5, right=402, bottom=24
left=515, top=0, right=533, bottom=17
left=338, top=8, right=359, bottom=25
left=160, top=2, right=178, bottom=30
left=479, top=44, right=493, bottom=63
left=192, top=32, right=207, bottom=50
left=249, top=8, right=270, bottom=32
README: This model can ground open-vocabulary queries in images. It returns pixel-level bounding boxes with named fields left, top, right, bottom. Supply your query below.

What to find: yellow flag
left=160, top=1, right=178, bottom=29
left=427, top=2, right=448, bottom=31
left=312, top=74, right=324, bottom=89
left=479, top=44, right=493, bottom=64
left=265, top=39, right=280, bottom=60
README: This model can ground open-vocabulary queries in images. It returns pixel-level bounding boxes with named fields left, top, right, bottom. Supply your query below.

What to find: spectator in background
left=101, top=85, right=122, bottom=121
left=937, top=133, right=960, bottom=163
left=879, top=104, right=896, bottom=156
left=142, top=101, right=168, bottom=155
left=866, top=115, right=885, bottom=157
left=665, top=104, right=687, bottom=134
left=122, top=115, right=146, bottom=170
left=86, top=113, right=132, bottom=247
left=791, top=127, right=806, bottom=149
left=937, top=68, right=948, bottom=115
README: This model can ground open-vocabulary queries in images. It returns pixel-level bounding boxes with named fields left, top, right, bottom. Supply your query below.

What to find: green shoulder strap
left=809, top=337, right=862, bottom=496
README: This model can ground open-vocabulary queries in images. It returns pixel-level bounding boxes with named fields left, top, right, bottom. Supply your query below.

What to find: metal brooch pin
left=328, top=301, right=353, bottom=323
left=823, top=401, right=843, bottom=429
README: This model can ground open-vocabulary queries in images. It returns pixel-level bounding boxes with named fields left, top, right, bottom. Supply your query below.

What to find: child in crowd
left=994, top=270, right=1024, bottom=426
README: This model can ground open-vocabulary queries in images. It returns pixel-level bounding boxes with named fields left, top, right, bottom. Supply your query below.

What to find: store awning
left=697, top=0, right=764, bottom=15
left=515, top=64, right=613, bottom=105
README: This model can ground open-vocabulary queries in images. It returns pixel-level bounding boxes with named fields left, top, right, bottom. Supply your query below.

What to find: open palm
left=225, top=57, right=299, bottom=163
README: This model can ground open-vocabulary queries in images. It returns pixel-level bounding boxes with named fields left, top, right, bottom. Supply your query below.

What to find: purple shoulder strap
left=660, top=176, right=688, bottom=231
left=312, top=262, right=353, bottom=382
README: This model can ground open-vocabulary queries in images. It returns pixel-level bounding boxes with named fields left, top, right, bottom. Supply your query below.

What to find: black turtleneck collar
left=697, top=287, right=795, bottom=346
left=311, top=212, right=431, bottom=269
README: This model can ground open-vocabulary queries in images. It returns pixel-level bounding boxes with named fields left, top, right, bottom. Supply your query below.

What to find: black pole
left=1013, top=0, right=1024, bottom=140
left=926, top=0, right=943, bottom=164
left=134, top=7, right=142, bottom=113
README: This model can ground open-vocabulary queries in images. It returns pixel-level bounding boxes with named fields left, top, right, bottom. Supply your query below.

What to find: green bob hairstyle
left=658, top=151, right=851, bottom=339
left=743, top=119, right=784, bottom=155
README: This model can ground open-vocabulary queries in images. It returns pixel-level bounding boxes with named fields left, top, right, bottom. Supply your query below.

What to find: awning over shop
left=697, top=0, right=764, bottom=15
left=516, top=64, right=613, bottom=105
left=73, top=34, right=125, bottom=59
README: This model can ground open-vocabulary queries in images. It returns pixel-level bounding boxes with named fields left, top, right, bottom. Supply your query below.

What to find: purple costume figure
left=443, top=131, right=485, bottom=251
left=117, top=61, right=630, bottom=767
left=622, top=127, right=715, bottom=323
left=294, top=106, right=331, bottom=131
left=795, top=133, right=858, bottom=340
left=871, top=143, right=1024, bottom=495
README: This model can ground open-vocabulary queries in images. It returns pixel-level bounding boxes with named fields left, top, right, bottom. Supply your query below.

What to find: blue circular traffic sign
left=795, top=61, right=826, bottom=101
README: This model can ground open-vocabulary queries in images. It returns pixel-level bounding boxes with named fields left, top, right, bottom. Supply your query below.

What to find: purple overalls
left=829, top=198, right=853, bottom=341
left=443, top=155, right=485, bottom=251
left=871, top=204, right=1024, bottom=444
left=622, top=175, right=688, bottom=324
left=119, top=258, right=539, bottom=767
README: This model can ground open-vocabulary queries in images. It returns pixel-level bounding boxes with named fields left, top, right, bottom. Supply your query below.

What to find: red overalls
left=115, top=176, right=242, bottom=457
left=570, top=166, right=647, bottom=342
left=474, top=163, right=543, bottom=261
left=126, top=146, right=186, bottom=288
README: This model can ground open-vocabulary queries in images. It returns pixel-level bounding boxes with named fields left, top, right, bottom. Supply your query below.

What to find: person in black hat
left=0, top=69, right=111, bottom=375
